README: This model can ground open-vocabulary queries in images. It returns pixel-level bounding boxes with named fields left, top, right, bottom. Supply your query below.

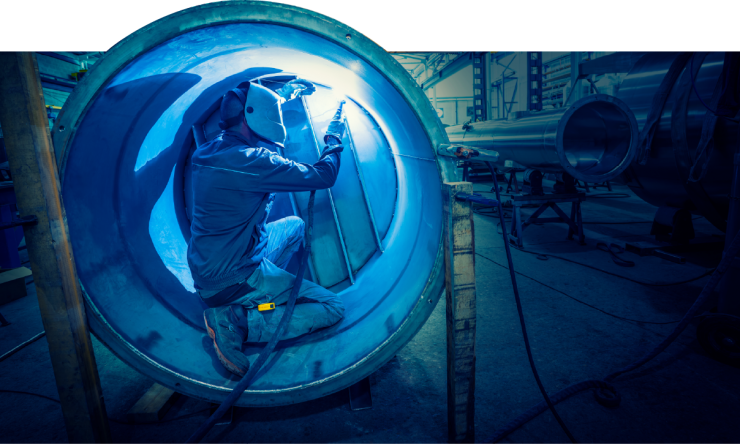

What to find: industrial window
left=474, top=88, right=481, bottom=96
left=474, top=67, right=481, bottom=75
left=475, top=99, right=481, bottom=106
left=475, top=78, right=481, bottom=84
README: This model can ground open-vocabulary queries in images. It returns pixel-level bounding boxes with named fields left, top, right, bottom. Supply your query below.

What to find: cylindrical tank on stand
left=52, top=1, right=455, bottom=407
left=445, top=94, right=639, bottom=184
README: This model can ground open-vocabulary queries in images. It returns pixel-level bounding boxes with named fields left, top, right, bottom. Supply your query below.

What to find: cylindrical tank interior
left=617, top=52, right=739, bottom=232
left=445, top=94, right=639, bottom=183
left=52, top=2, right=451, bottom=406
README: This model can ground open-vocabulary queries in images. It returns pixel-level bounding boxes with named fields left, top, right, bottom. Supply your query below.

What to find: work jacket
left=187, top=130, right=341, bottom=292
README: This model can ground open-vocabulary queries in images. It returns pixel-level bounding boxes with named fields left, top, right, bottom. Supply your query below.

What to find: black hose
left=475, top=252, right=705, bottom=326
left=485, top=162, right=578, bottom=443
left=511, top=247, right=714, bottom=287
left=186, top=190, right=316, bottom=443
left=485, top=214, right=740, bottom=442
left=0, top=331, right=46, bottom=362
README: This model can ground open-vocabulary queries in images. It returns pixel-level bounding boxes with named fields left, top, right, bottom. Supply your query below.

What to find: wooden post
left=127, top=383, right=181, bottom=423
left=443, top=182, right=476, bottom=443
left=0, top=52, right=111, bottom=443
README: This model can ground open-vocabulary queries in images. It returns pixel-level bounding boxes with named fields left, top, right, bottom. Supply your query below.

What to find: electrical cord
left=474, top=252, right=702, bottom=325
left=485, top=162, right=578, bottom=443
left=510, top=246, right=715, bottom=287
left=186, top=190, right=316, bottom=443
left=0, top=331, right=46, bottom=362
left=0, top=390, right=211, bottom=425
left=484, top=203, right=740, bottom=442
left=596, top=242, right=635, bottom=267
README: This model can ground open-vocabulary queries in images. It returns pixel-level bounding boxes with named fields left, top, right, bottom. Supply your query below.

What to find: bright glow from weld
left=132, top=47, right=368, bottom=172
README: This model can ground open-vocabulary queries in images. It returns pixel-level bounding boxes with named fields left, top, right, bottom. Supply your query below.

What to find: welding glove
left=276, top=78, right=316, bottom=101
left=324, top=101, right=346, bottom=146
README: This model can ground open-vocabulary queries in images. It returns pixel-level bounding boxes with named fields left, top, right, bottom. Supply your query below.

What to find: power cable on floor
left=510, top=246, right=715, bottom=287
left=484, top=162, right=578, bottom=443
left=0, top=331, right=46, bottom=362
left=475, top=252, right=702, bottom=325
left=484, top=202, right=740, bottom=442
left=0, top=390, right=211, bottom=425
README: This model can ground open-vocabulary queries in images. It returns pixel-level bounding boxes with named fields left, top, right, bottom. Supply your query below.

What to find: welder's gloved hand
left=324, top=101, right=347, bottom=146
left=276, top=79, right=316, bottom=101
left=320, top=144, right=344, bottom=161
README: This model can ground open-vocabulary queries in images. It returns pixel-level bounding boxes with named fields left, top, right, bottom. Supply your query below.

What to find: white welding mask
left=244, top=83, right=286, bottom=145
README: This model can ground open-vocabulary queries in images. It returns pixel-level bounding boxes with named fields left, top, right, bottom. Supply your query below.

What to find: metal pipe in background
left=445, top=94, right=639, bottom=184
left=0, top=52, right=111, bottom=443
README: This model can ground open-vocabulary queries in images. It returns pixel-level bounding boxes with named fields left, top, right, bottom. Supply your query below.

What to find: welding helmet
left=245, top=83, right=286, bottom=144
left=219, top=82, right=287, bottom=145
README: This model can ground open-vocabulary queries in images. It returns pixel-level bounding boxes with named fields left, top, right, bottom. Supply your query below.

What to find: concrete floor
left=1, top=180, right=738, bottom=443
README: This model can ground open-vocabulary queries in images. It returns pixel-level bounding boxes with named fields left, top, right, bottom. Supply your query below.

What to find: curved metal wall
left=52, top=2, right=456, bottom=406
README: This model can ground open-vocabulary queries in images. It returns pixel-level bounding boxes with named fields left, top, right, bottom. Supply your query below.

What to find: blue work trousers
left=218, top=216, right=344, bottom=343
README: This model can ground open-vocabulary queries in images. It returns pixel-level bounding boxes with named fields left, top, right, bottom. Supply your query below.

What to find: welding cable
left=596, top=242, right=636, bottom=267
left=0, top=331, right=46, bottom=362
left=511, top=247, right=714, bottom=287
left=475, top=251, right=705, bottom=325
left=0, top=390, right=212, bottom=425
left=484, top=161, right=579, bottom=443
left=186, top=190, right=316, bottom=443
left=484, top=218, right=740, bottom=443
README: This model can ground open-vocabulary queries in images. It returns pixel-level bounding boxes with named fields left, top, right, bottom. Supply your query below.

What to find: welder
left=187, top=79, right=345, bottom=377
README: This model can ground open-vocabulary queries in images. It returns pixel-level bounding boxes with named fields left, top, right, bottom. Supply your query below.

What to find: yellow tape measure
left=258, top=302, right=275, bottom=312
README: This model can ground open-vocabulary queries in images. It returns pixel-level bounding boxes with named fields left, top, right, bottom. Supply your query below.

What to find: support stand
left=0, top=52, right=111, bottom=442
left=505, top=170, right=522, bottom=194
left=126, top=383, right=181, bottom=423
left=443, top=182, right=476, bottom=443
left=509, top=193, right=586, bottom=248
left=348, top=376, right=373, bottom=411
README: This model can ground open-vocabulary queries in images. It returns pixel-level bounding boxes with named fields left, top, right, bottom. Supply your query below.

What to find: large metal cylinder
left=445, top=94, right=639, bottom=183
left=617, top=52, right=739, bottom=232
left=52, top=2, right=454, bottom=407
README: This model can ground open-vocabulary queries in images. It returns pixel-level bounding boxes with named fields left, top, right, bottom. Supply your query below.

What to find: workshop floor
left=1, top=180, right=738, bottom=443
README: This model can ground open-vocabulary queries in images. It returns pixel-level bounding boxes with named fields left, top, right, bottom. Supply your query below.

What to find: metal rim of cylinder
left=51, top=1, right=452, bottom=405
left=555, top=94, right=640, bottom=184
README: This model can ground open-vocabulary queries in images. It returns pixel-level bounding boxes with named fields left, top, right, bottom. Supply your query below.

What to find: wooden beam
left=0, top=52, right=111, bottom=443
left=443, top=182, right=476, bottom=443
left=127, top=383, right=181, bottom=423
left=0, top=266, right=32, bottom=305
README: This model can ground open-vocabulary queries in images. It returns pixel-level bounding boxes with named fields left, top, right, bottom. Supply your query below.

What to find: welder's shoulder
left=192, top=140, right=255, bottom=167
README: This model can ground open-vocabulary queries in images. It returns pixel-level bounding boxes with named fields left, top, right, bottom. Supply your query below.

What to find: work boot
left=203, top=305, right=250, bottom=377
